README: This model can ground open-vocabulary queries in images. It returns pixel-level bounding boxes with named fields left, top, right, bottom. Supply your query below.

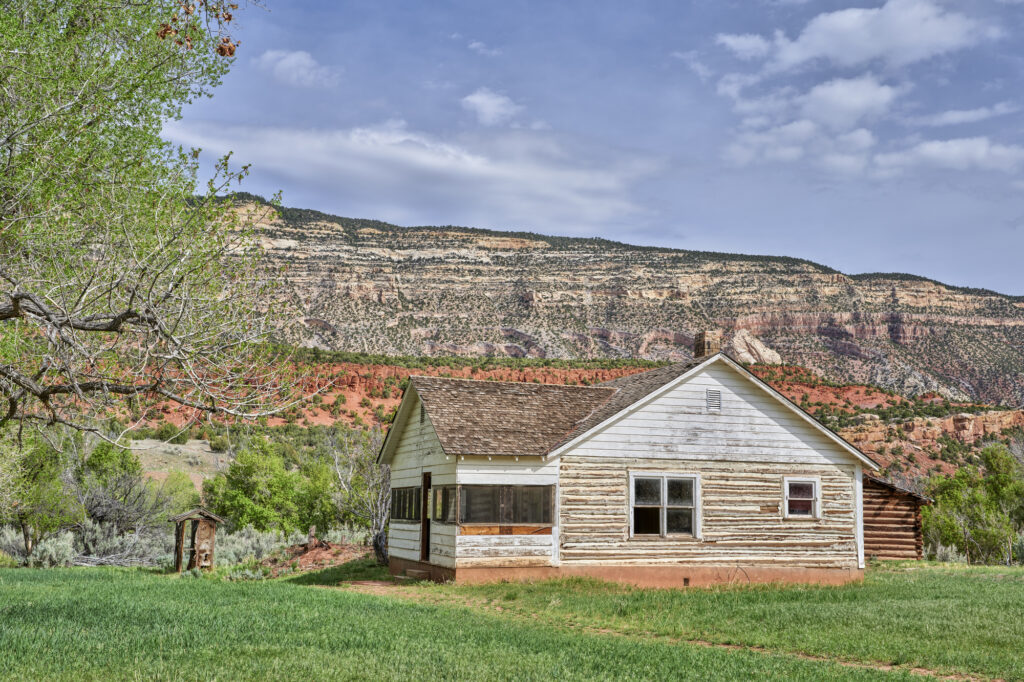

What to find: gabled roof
left=378, top=353, right=880, bottom=470
left=168, top=508, right=225, bottom=524
left=405, top=376, right=616, bottom=457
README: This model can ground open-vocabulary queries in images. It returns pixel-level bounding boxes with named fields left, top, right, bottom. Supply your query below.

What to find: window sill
left=459, top=524, right=553, bottom=536
left=629, top=534, right=700, bottom=542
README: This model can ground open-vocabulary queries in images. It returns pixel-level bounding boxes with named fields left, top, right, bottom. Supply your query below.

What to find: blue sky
left=170, top=0, right=1024, bottom=294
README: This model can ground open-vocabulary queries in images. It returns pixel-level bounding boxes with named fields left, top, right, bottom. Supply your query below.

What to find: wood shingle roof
left=410, top=376, right=616, bottom=457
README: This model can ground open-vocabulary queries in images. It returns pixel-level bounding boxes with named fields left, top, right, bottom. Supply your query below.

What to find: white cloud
left=468, top=41, right=501, bottom=57
left=724, top=119, right=819, bottom=166
left=799, top=75, right=902, bottom=131
left=163, top=120, right=657, bottom=231
left=255, top=50, right=339, bottom=88
left=461, top=88, right=524, bottom=126
left=908, top=102, right=1019, bottom=127
left=875, top=137, right=1024, bottom=173
left=671, top=51, right=713, bottom=82
left=715, top=33, right=772, bottom=61
left=734, top=0, right=1000, bottom=72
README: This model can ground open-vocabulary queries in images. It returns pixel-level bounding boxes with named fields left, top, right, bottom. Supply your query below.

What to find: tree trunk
left=20, top=521, right=33, bottom=557
left=372, top=530, right=388, bottom=565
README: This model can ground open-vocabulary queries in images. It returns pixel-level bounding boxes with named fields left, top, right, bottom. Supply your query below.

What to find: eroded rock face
left=246, top=201, right=1024, bottom=404
left=727, top=329, right=782, bottom=365
left=841, top=410, right=1024, bottom=477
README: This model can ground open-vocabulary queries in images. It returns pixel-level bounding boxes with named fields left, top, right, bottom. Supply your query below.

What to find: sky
left=169, top=0, right=1024, bottom=295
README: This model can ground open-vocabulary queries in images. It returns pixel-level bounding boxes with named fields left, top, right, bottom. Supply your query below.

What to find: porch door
left=420, top=472, right=431, bottom=562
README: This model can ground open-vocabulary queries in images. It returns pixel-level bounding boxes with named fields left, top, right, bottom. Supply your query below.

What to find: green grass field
left=0, top=563, right=1020, bottom=680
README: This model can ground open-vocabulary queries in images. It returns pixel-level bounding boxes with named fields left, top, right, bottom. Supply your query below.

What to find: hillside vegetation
left=238, top=195, right=1024, bottom=406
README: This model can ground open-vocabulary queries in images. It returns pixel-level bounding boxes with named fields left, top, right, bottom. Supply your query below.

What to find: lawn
left=0, top=568, right=906, bottom=681
left=407, top=562, right=1024, bottom=681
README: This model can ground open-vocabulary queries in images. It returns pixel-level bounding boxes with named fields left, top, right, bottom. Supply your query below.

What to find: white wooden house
left=378, top=339, right=882, bottom=587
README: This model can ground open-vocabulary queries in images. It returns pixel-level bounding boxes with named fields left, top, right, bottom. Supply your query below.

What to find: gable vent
left=420, top=404, right=426, bottom=424
left=706, top=389, right=722, bottom=412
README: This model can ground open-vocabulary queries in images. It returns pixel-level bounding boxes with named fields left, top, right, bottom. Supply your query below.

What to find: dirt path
left=332, top=581, right=998, bottom=682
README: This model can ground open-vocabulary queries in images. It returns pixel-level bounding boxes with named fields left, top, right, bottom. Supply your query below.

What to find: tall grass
left=422, top=562, right=1024, bottom=680
left=0, top=568, right=904, bottom=681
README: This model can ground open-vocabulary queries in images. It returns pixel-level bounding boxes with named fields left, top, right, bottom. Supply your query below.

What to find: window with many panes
left=390, top=487, right=421, bottom=522
left=630, top=474, right=700, bottom=538
left=458, top=485, right=553, bottom=525
left=432, top=486, right=457, bottom=524
left=783, top=477, right=819, bottom=518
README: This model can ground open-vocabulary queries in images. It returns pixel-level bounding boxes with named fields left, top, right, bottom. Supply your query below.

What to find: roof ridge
left=410, top=374, right=616, bottom=391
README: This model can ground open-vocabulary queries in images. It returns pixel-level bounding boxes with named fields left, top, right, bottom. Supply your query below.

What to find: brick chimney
left=693, top=330, right=722, bottom=359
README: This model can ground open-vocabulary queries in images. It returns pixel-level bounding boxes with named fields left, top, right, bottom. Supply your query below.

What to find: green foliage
left=161, top=472, right=201, bottom=515
left=0, top=2, right=297, bottom=432
left=5, top=437, right=84, bottom=555
left=84, top=443, right=143, bottom=487
left=923, top=444, right=1024, bottom=564
left=203, top=439, right=335, bottom=534
left=154, top=422, right=189, bottom=445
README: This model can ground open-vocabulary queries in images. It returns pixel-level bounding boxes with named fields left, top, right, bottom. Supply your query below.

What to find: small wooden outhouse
left=171, top=508, right=225, bottom=572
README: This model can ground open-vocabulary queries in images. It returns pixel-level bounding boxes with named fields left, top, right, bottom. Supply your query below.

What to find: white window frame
left=783, top=476, right=821, bottom=519
left=628, top=472, right=702, bottom=539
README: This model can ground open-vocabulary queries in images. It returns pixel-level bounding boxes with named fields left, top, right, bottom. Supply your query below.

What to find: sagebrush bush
left=323, top=527, right=367, bottom=546
left=27, top=532, right=76, bottom=567
left=929, top=542, right=969, bottom=563
left=214, top=526, right=307, bottom=566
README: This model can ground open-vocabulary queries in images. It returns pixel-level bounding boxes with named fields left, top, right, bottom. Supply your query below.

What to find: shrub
left=27, top=532, right=76, bottom=568
left=209, top=435, right=231, bottom=453
left=214, top=526, right=306, bottom=566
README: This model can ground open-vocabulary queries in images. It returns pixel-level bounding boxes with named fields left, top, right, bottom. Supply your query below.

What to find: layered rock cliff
left=245, top=197, right=1024, bottom=405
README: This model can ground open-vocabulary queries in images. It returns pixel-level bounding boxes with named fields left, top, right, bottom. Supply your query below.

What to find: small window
left=706, top=389, right=721, bottom=412
left=432, top=486, right=457, bottom=524
left=390, top=487, right=422, bottom=522
left=784, top=478, right=819, bottom=519
left=630, top=474, right=699, bottom=537
left=457, top=485, right=553, bottom=525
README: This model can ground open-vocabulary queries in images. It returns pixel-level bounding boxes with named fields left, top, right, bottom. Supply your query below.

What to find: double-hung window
left=630, top=473, right=700, bottom=538
left=783, top=477, right=820, bottom=518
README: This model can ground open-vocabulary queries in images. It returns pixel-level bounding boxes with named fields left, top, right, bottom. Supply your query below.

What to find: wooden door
left=420, top=472, right=431, bottom=562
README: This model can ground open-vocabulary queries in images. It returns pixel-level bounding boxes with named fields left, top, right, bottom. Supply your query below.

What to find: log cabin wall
left=862, top=478, right=924, bottom=560
left=559, top=457, right=857, bottom=568
left=387, top=390, right=456, bottom=569
left=557, top=362, right=862, bottom=570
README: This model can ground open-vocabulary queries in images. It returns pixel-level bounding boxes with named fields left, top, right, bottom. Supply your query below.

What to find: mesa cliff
left=244, top=197, right=1024, bottom=405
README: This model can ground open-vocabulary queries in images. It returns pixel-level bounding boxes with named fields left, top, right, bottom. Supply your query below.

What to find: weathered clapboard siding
left=456, top=456, right=558, bottom=485
left=863, top=478, right=924, bottom=560
left=386, top=389, right=455, bottom=566
left=559, top=457, right=857, bottom=567
left=566, top=365, right=857, bottom=466
left=455, top=534, right=554, bottom=568
left=557, top=362, right=860, bottom=569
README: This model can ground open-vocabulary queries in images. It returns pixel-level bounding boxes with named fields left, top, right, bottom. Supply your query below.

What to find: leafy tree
left=331, top=428, right=389, bottom=563
left=162, top=472, right=202, bottom=514
left=203, top=438, right=335, bottom=534
left=0, top=1, right=299, bottom=437
left=5, top=437, right=83, bottom=556
left=924, top=445, right=1024, bottom=564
